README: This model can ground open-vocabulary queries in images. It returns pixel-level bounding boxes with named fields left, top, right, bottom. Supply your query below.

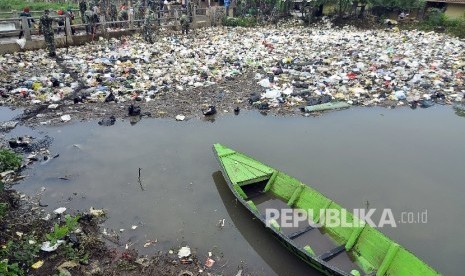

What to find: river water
left=6, top=106, right=465, bottom=275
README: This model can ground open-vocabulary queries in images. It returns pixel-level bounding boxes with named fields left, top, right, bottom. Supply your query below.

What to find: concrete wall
left=445, top=3, right=465, bottom=19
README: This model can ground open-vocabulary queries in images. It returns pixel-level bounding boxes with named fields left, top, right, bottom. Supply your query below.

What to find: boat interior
left=241, top=179, right=363, bottom=274
left=214, top=143, right=439, bottom=276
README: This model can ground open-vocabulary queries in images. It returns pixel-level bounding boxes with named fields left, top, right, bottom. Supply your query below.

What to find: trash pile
left=0, top=22, right=464, bottom=119
left=249, top=25, right=465, bottom=112
left=0, top=55, right=77, bottom=105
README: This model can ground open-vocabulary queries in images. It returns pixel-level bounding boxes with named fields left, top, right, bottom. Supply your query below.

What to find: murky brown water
left=9, top=106, right=465, bottom=275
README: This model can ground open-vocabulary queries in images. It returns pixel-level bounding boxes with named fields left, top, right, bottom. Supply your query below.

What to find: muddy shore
left=0, top=184, right=233, bottom=275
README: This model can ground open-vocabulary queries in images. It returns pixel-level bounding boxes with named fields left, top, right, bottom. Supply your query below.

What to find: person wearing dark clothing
left=118, top=5, right=129, bottom=28
left=84, top=8, right=95, bottom=35
left=147, top=0, right=155, bottom=12
left=109, top=3, right=118, bottom=27
left=143, top=10, right=155, bottom=43
left=79, top=0, right=87, bottom=23
left=180, top=11, right=189, bottom=35
left=40, top=9, right=56, bottom=57
left=92, top=9, right=100, bottom=33
left=19, top=7, right=35, bottom=39
left=56, top=9, right=65, bottom=34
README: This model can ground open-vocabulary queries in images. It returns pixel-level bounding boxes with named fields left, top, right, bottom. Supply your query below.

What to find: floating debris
left=205, top=258, right=215, bottom=268
left=178, top=246, right=191, bottom=259
left=175, top=114, right=186, bottom=121
left=41, top=240, right=65, bottom=252
left=89, top=207, right=105, bottom=217
left=31, top=260, right=44, bottom=269
left=53, top=207, right=67, bottom=214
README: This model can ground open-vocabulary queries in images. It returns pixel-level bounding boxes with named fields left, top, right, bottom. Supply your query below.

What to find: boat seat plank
left=319, top=244, right=346, bottom=262
left=228, top=155, right=274, bottom=174
left=327, top=251, right=362, bottom=273
left=222, top=158, right=269, bottom=184
left=288, top=225, right=315, bottom=239
left=246, top=191, right=265, bottom=200
left=292, top=229, right=336, bottom=255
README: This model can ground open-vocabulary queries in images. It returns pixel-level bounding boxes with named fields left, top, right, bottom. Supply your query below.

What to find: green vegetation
left=46, top=214, right=80, bottom=245
left=1, top=236, right=40, bottom=267
left=0, top=0, right=76, bottom=13
left=222, top=16, right=257, bottom=27
left=0, top=260, right=24, bottom=276
left=0, top=214, right=81, bottom=275
left=419, top=8, right=465, bottom=38
left=0, top=149, right=22, bottom=172
left=369, top=0, right=425, bottom=10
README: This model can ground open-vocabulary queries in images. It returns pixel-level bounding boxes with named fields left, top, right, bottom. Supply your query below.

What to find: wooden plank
left=223, top=155, right=273, bottom=185
left=229, top=154, right=273, bottom=175
left=288, top=225, right=315, bottom=239
left=263, top=171, right=278, bottom=192
left=376, top=243, right=399, bottom=276
left=319, top=244, right=346, bottom=262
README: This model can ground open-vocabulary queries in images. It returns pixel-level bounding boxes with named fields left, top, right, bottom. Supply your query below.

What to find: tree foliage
left=369, top=0, right=425, bottom=10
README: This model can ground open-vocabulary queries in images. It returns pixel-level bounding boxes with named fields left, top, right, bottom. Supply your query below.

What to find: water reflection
left=212, top=171, right=319, bottom=275
left=453, top=103, right=465, bottom=118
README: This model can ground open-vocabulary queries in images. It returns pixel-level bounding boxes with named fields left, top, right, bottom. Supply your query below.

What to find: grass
left=410, top=8, right=465, bottom=38
left=0, top=213, right=81, bottom=275
left=0, top=0, right=77, bottom=13
left=0, top=149, right=22, bottom=172
left=222, top=16, right=257, bottom=27
left=0, top=260, right=24, bottom=276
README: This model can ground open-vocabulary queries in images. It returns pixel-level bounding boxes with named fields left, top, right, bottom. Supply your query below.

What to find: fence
left=0, top=6, right=221, bottom=42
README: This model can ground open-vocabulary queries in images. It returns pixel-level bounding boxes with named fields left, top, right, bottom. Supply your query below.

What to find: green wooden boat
left=213, top=144, right=440, bottom=276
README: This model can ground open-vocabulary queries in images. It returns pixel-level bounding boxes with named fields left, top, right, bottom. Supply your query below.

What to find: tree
left=369, top=0, right=425, bottom=10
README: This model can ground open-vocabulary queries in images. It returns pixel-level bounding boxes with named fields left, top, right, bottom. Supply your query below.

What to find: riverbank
left=0, top=170, right=217, bottom=275
left=0, top=141, right=213, bottom=276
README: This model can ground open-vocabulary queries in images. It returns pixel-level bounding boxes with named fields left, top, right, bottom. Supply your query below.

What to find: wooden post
left=192, top=5, right=196, bottom=29
left=174, top=9, right=179, bottom=28
left=12, top=10, right=20, bottom=30
left=99, top=15, right=107, bottom=36
left=65, top=17, right=74, bottom=43
left=128, top=1, right=134, bottom=28
left=21, top=16, right=32, bottom=41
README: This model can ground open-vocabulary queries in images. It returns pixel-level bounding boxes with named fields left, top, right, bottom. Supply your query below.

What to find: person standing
left=92, top=4, right=100, bottom=15
left=100, top=0, right=107, bottom=20
left=147, top=0, right=155, bottom=12
left=19, top=7, right=35, bottom=39
left=40, top=10, right=56, bottom=57
left=84, top=7, right=95, bottom=35
left=119, top=4, right=129, bottom=28
left=109, top=2, right=118, bottom=27
left=92, top=5, right=100, bottom=32
left=134, top=0, right=142, bottom=26
left=56, top=9, right=65, bottom=34
left=180, top=10, right=189, bottom=35
left=79, top=0, right=87, bottom=24
left=142, top=10, right=155, bottom=43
